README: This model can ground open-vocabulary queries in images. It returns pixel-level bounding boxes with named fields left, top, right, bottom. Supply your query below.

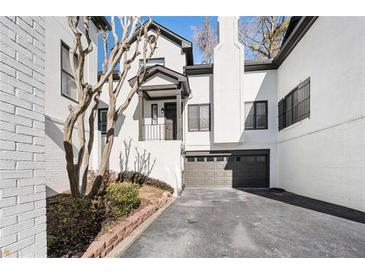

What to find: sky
left=97, top=16, right=253, bottom=71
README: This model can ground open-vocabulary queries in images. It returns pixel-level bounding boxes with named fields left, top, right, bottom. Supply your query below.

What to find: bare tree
left=191, top=17, right=217, bottom=64
left=64, top=16, right=159, bottom=197
left=239, top=16, right=289, bottom=60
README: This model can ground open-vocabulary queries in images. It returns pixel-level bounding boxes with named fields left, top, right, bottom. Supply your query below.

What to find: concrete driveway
left=121, top=188, right=365, bottom=257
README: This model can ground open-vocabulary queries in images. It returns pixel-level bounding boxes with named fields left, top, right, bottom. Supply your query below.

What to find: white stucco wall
left=44, top=17, right=99, bottom=196
left=277, top=17, right=365, bottom=211
left=213, top=17, right=245, bottom=143
left=94, top=30, right=189, bottom=194
left=184, top=70, right=279, bottom=187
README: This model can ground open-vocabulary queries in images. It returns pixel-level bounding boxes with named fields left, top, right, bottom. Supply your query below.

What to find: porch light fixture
left=161, top=107, right=165, bottom=113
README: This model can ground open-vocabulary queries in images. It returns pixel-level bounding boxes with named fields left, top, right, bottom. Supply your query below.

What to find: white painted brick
left=16, top=17, right=45, bottom=44
left=0, top=111, right=33, bottom=127
left=17, top=161, right=44, bottom=170
left=32, top=70, right=45, bottom=84
left=1, top=235, right=34, bottom=255
left=0, top=91, right=32, bottom=110
left=2, top=186, right=33, bottom=198
left=35, top=246, right=47, bottom=258
left=16, top=89, right=44, bottom=106
left=0, top=215, right=17, bottom=228
left=0, top=130, right=33, bottom=144
left=0, top=16, right=46, bottom=258
left=33, top=88, right=45, bottom=99
left=34, top=184, right=46, bottom=193
left=0, top=170, right=33, bottom=179
left=0, top=51, right=32, bottom=76
left=18, top=177, right=45, bottom=187
left=1, top=202, right=34, bottom=217
left=0, top=121, right=15, bottom=132
left=19, top=192, right=45, bottom=204
left=0, top=140, right=16, bottom=151
left=0, top=43, right=16, bottom=59
left=1, top=219, right=34, bottom=237
left=0, top=150, right=32, bottom=161
left=16, top=107, right=44, bottom=122
left=33, top=121, right=45, bottom=130
left=0, top=160, right=15, bottom=170
left=0, top=71, right=32, bottom=93
left=32, top=104, right=44, bottom=114
left=0, top=101, right=15, bottom=113
left=18, top=72, right=44, bottom=90
left=34, top=199, right=46, bottom=209
left=0, top=22, right=16, bottom=40
left=33, top=153, right=45, bottom=162
left=16, top=143, right=44, bottom=153
left=18, top=244, right=35, bottom=257
left=33, top=169, right=45, bottom=177
left=0, top=179, right=17, bottom=189
left=33, top=137, right=45, bottom=146
left=18, top=208, right=46, bottom=222
left=0, top=197, right=17, bottom=208
left=0, top=81, right=15, bottom=95
left=0, top=234, right=17, bottom=247
left=17, top=51, right=44, bottom=75
left=0, top=62, right=16, bottom=77
left=34, top=215, right=46, bottom=225
left=0, top=32, right=33, bottom=60
left=34, top=223, right=46, bottom=234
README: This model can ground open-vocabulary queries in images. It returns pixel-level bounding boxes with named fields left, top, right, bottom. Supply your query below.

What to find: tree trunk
left=88, top=91, right=116, bottom=197
left=80, top=96, right=99, bottom=195
left=63, top=109, right=81, bottom=197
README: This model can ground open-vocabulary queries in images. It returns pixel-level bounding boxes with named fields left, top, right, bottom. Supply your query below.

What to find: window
left=98, top=109, right=108, bottom=134
left=61, top=41, right=78, bottom=102
left=278, top=78, right=310, bottom=130
left=139, top=58, right=165, bottom=69
left=244, top=101, right=268, bottom=130
left=188, top=104, right=211, bottom=132
left=151, top=104, right=158, bottom=125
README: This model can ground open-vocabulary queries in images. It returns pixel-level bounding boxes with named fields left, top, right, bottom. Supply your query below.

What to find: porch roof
left=129, top=65, right=191, bottom=100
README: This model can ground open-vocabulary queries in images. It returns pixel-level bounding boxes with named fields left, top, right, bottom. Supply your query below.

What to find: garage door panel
left=184, top=152, right=269, bottom=188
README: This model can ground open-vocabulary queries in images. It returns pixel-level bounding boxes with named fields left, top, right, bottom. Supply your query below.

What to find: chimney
left=213, top=16, right=245, bottom=143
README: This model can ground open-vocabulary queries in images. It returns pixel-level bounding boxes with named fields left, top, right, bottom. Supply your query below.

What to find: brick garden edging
left=82, top=191, right=172, bottom=258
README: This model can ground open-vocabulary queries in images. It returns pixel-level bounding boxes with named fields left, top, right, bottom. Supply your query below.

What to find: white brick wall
left=0, top=16, right=47, bottom=258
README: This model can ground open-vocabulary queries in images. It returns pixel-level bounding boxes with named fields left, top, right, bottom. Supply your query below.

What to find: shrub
left=105, top=182, right=140, bottom=219
left=117, top=171, right=174, bottom=193
left=47, top=195, right=105, bottom=257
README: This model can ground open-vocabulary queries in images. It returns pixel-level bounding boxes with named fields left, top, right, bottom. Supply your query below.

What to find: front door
left=164, top=103, right=177, bottom=140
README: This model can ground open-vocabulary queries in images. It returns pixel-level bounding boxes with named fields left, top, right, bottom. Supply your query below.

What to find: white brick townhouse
left=0, top=16, right=109, bottom=257
left=0, top=16, right=364, bottom=257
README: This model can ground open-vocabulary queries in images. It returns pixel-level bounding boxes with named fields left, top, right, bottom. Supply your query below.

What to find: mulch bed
left=47, top=179, right=171, bottom=258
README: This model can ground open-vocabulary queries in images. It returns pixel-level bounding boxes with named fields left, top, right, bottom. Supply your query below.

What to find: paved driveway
left=122, top=188, right=365, bottom=257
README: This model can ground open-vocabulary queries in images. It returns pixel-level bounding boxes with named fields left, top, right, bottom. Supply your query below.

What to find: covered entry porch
left=130, top=65, right=190, bottom=141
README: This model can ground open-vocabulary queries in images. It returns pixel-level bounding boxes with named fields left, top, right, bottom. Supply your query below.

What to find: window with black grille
left=278, top=77, right=310, bottom=130
left=244, top=101, right=268, bottom=130
left=98, top=109, right=108, bottom=134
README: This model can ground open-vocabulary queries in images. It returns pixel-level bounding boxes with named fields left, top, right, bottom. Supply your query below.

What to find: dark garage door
left=184, top=150, right=269, bottom=188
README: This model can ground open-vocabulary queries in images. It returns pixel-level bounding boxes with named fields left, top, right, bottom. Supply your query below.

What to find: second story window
left=188, top=104, right=211, bottom=132
left=278, top=77, right=310, bottom=130
left=61, top=41, right=78, bottom=102
left=244, top=101, right=268, bottom=130
left=139, top=58, right=165, bottom=69
left=98, top=109, right=108, bottom=135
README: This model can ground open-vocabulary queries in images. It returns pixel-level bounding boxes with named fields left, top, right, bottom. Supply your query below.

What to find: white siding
left=44, top=17, right=99, bottom=196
